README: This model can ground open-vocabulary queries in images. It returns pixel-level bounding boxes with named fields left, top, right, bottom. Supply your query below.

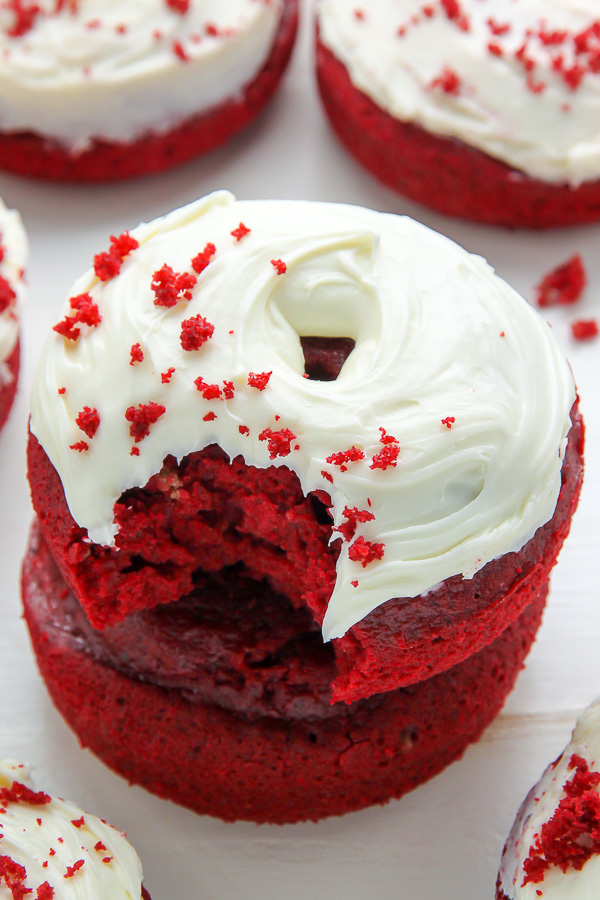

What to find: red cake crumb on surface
left=572, top=318, right=599, bottom=340
left=536, top=255, right=587, bottom=307
left=125, top=402, right=166, bottom=442
left=522, top=755, right=600, bottom=885
left=180, top=314, right=214, bottom=350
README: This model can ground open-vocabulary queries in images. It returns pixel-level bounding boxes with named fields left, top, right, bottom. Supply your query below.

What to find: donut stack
left=23, top=193, right=583, bottom=823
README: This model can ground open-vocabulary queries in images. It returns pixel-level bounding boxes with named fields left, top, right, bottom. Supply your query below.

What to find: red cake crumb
left=36, top=884, right=54, bottom=900
left=441, top=416, right=456, bottom=428
left=0, top=275, right=16, bottom=314
left=172, top=40, right=189, bottom=62
left=69, top=441, right=89, bottom=453
left=572, top=319, right=599, bottom=340
left=151, top=265, right=197, bottom=307
left=194, top=377, right=222, bottom=400
left=0, top=781, right=50, bottom=806
left=75, top=407, right=99, bottom=439
left=70, top=816, right=84, bottom=828
left=180, top=314, right=214, bottom=351
left=129, top=343, right=144, bottom=365
left=223, top=380, right=235, bottom=399
left=161, top=367, right=175, bottom=383
left=536, top=255, right=587, bottom=307
left=258, top=426, right=297, bottom=459
left=125, top=402, right=166, bottom=442
left=93, top=231, right=139, bottom=281
left=248, top=371, right=272, bottom=390
left=94, top=842, right=106, bottom=853
left=522, top=754, right=600, bottom=886
left=203, top=412, right=217, bottom=421
left=239, top=425, right=249, bottom=435
left=231, top=223, right=251, bottom=242
left=334, top=506, right=375, bottom=542
left=57, top=387, right=66, bottom=395
left=5, top=0, right=42, bottom=38
left=0, top=853, right=30, bottom=900
left=326, top=447, right=365, bottom=472
left=348, top=535, right=385, bottom=567
left=439, top=0, right=469, bottom=31
left=166, top=0, right=189, bottom=12
left=370, top=442, right=400, bottom=470
left=53, top=293, right=101, bottom=341
left=271, top=258, right=287, bottom=275
left=430, top=66, right=461, bottom=94
left=191, top=242, right=216, bottom=274
left=64, top=860, right=84, bottom=878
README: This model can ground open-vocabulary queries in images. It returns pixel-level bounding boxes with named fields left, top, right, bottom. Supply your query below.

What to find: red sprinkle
left=172, top=39, right=189, bottom=61
left=129, top=343, right=144, bottom=365
left=57, top=387, right=66, bottom=395
left=247, top=371, right=272, bottom=390
left=64, top=860, right=85, bottom=879
left=351, top=580, right=359, bottom=587
left=125, top=402, right=166, bottom=442
left=325, top=447, right=365, bottom=473
left=75, top=406, right=100, bottom=439
left=231, top=223, right=251, bottom=242
left=191, top=242, right=216, bottom=274
left=152, top=265, right=197, bottom=308
left=536, top=255, right=587, bottom=307
left=258, top=427, right=297, bottom=459
left=0, top=276, right=16, bottom=314
left=161, top=367, right=175, bottom=383
left=348, top=536, right=385, bottom=567
left=572, top=319, right=599, bottom=341
left=180, top=314, right=215, bottom=350
left=441, top=416, right=456, bottom=429
left=93, top=231, right=139, bottom=282
left=321, top=470, right=333, bottom=484
left=271, top=258, right=287, bottom=275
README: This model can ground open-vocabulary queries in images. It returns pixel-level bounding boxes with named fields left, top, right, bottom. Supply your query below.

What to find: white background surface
left=0, top=3, right=599, bottom=898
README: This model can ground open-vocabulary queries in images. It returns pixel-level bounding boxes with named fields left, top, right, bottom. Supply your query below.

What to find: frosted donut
left=0, top=758, right=149, bottom=898
left=0, top=0, right=298, bottom=180
left=316, top=0, right=600, bottom=228
left=497, top=698, right=600, bottom=899
left=0, top=196, right=26, bottom=432
left=22, top=192, right=583, bottom=821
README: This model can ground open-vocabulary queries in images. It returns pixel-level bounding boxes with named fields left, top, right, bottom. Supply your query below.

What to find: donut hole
left=300, top=336, right=355, bottom=381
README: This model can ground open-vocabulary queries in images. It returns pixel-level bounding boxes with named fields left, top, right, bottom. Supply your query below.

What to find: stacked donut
left=23, top=193, right=583, bottom=823
left=0, top=0, right=298, bottom=180
left=317, top=0, right=600, bottom=228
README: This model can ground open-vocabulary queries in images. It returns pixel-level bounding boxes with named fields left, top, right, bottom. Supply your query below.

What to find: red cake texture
left=0, top=0, right=298, bottom=182
left=0, top=341, right=19, bottom=432
left=23, top=521, right=549, bottom=824
left=536, top=256, right=587, bottom=308
left=26, top=401, right=584, bottom=705
left=316, top=35, right=600, bottom=229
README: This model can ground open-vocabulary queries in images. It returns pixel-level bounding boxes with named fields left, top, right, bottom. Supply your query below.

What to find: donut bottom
left=316, top=36, right=600, bottom=230
left=0, top=341, right=19, bottom=433
left=0, top=0, right=297, bottom=182
left=23, top=520, right=549, bottom=825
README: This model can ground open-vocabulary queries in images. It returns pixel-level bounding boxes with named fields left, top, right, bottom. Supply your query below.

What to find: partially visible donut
left=0, top=197, right=26, bottom=432
left=0, top=756, right=150, bottom=898
left=0, top=0, right=298, bottom=181
left=316, top=0, right=600, bottom=228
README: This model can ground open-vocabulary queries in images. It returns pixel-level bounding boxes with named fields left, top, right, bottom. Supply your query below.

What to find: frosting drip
left=319, top=0, right=600, bottom=184
left=0, top=759, right=144, bottom=899
left=499, top=699, right=600, bottom=899
left=29, top=192, right=575, bottom=639
left=0, top=0, right=281, bottom=150
left=0, top=197, right=26, bottom=364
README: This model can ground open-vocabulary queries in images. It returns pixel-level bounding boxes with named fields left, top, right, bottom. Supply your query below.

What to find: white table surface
left=0, top=4, right=599, bottom=898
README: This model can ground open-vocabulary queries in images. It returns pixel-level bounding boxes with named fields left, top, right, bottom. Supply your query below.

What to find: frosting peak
left=29, top=192, right=575, bottom=639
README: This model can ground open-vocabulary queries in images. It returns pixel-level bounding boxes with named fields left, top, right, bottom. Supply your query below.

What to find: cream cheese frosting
left=29, top=191, right=575, bottom=640
left=499, top=699, right=600, bottom=900
left=0, top=196, right=26, bottom=370
left=0, top=758, right=144, bottom=899
left=0, top=0, right=281, bottom=151
left=318, top=0, right=600, bottom=184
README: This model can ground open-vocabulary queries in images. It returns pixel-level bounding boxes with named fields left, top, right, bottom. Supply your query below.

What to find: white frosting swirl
left=29, top=191, right=575, bottom=640
left=0, top=0, right=282, bottom=151
left=0, top=759, right=144, bottom=900
left=499, top=699, right=600, bottom=899
left=0, top=196, right=26, bottom=366
left=318, top=0, right=600, bottom=184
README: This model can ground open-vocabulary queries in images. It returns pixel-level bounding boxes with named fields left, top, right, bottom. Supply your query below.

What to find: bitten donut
left=0, top=197, right=26, bottom=432
left=0, top=0, right=298, bottom=181
left=497, top=698, right=600, bottom=899
left=23, top=192, right=583, bottom=822
left=0, top=758, right=150, bottom=898
left=316, top=0, right=600, bottom=228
